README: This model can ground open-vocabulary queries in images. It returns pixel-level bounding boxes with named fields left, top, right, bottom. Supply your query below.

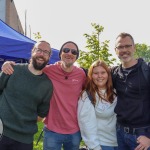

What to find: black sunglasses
left=62, top=48, right=78, bottom=55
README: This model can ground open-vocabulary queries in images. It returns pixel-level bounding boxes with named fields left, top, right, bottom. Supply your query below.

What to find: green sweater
left=0, top=64, right=53, bottom=144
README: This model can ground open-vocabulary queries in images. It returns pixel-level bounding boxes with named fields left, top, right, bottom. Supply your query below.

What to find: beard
left=62, top=61, right=74, bottom=68
left=119, top=51, right=134, bottom=61
left=65, top=62, right=74, bottom=68
left=32, top=56, right=49, bottom=70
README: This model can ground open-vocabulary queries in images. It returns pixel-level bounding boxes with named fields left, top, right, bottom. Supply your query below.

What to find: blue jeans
left=101, top=145, right=118, bottom=150
left=43, top=127, right=81, bottom=150
left=116, top=124, right=150, bottom=150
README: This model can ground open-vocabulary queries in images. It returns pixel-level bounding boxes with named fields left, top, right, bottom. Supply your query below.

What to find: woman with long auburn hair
left=78, top=60, right=118, bottom=150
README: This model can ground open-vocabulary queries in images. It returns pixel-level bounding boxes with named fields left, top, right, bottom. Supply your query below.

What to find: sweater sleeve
left=0, top=71, right=10, bottom=94
left=77, top=92, right=101, bottom=150
left=37, top=81, right=53, bottom=118
left=37, top=93, right=51, bottom=118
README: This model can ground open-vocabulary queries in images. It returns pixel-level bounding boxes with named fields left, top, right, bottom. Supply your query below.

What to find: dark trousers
left=0, top=135, right=33, bottom=150
left=116, top=123, right=150, bottom=150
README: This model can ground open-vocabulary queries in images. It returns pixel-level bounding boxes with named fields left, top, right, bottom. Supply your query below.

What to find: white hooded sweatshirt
left=78, top=90, right=117, bottom=150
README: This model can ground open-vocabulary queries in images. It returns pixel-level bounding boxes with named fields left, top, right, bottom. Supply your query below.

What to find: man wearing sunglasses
left=2, top=41, right=86, bottom=150
left=43, top=41, right=86, bottom=150
left=111, top=33, right=150, bottom=150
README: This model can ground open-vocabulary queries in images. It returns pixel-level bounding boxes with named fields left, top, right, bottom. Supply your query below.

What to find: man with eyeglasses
left=2, top=41, right=86, bottom=150
left=0, top=41, right=53, bottom=150
left=111, top=32, right=150, bottom=150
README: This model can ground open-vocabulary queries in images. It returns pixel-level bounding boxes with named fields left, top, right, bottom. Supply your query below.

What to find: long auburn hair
left=81, top=60, right=116, bottom=105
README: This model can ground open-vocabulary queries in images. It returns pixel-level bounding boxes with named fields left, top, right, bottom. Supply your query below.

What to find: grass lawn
left=33, top=122, right=85, bottom=150
left=33, top=122, right=44, bottom=150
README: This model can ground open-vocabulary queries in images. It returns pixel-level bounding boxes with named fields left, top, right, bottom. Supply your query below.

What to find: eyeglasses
left=34, top=48, right=51, bottom=56
left=115, top=45, right=132, bottom=50
left=62, top=48, right=78, bottom=55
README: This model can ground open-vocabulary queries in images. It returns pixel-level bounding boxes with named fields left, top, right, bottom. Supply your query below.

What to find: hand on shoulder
left=2, top=61, right=15, bottom=75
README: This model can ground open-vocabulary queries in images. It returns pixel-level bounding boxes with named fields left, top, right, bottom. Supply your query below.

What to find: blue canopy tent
left=0, top=19, right=59, bottom=69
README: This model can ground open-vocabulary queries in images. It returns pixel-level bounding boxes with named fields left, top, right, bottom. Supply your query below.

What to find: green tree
left=77, top=23, right=116, bottom=69
left=135, top=43, right=150, bottom=62
left=33, top=32, right=42, bottom=40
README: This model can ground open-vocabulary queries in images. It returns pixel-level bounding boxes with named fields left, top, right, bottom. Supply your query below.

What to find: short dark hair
left=59, top=41, right=79, bottom=59
left=115, top=32, right=135, bottom=45
left=33, top=40, right=52, bottom=55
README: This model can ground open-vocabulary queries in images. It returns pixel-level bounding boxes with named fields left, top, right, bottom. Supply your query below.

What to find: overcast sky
left=14, top=0, right=150, bottom=60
